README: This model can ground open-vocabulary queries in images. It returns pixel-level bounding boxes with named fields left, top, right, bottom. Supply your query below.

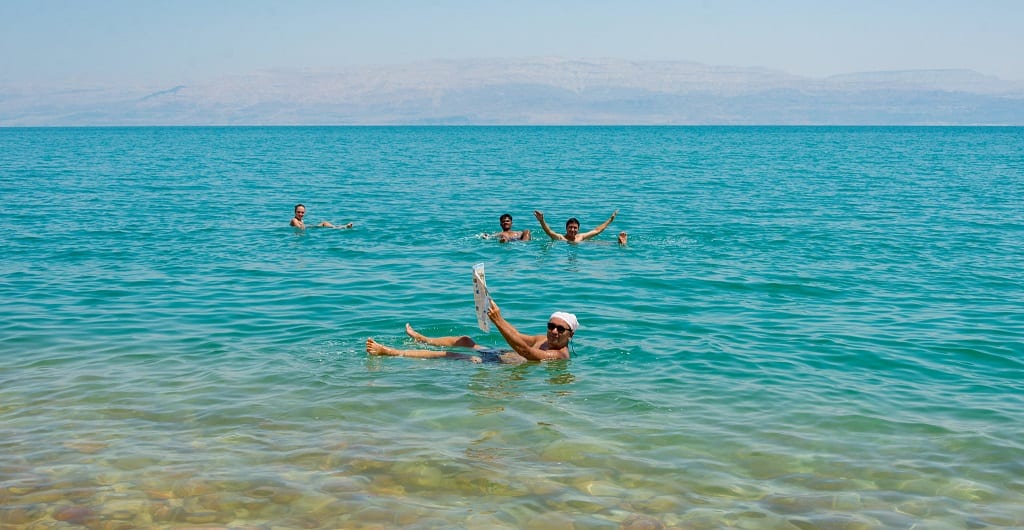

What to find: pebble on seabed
left=620, top=514, right=664, bottom=530
left=52, top=504, right=96, bottom=524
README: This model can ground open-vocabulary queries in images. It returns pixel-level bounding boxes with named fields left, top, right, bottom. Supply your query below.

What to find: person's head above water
left=564, top=217, right=581, bottom=239
left=546, top=311, right=578, bottom=347
left=500, top=213, right=513, bottom=230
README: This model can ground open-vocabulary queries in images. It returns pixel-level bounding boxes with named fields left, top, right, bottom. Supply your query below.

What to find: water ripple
left=2, top=126, right=1023, bottom=528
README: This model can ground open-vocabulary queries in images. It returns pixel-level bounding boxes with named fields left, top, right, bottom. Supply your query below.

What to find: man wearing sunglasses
left=533, top=209, right=627, bottom=245
left=366, top=299, right=576, bottom=362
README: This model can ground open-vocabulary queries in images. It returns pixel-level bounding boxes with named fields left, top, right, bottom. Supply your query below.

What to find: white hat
left=549, top=312, right=579, bottom=332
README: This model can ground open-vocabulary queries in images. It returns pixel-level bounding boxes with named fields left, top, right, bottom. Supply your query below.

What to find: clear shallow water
left=1, top=126, right=1023, bottom=529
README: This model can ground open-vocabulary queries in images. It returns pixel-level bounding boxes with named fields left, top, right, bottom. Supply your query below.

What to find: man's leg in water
left=405, top=324, right=482, bottom=349
left=366, top=338, right=482, bottom=363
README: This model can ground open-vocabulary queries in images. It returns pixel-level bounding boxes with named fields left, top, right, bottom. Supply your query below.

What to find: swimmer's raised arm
left=487, top=299, right=566, bottom=361
left=579, top=209, right=618, bottom=240
left=534, top=210, right=565, bottom=241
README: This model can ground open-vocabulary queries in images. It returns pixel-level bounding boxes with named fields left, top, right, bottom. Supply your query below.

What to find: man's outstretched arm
left=579, top=210, right=618, bottom=240
left=487, top=300, right=562, bottom=360
left=534, top=210, right=565, bottom=241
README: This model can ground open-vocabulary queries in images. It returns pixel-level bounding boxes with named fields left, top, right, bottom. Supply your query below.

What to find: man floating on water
left=290, top=203, right=353, bottom=229
left=534, top=209, right=627, bottom=245
left=483, top=213, right=532, bottom=242
left=366, top=298, right=576, bottom=363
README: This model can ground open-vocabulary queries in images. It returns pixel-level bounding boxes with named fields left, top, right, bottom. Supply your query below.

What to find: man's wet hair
left=565, top=217, right=580, bottom=228
left=500, top=213, right=513, bottom=222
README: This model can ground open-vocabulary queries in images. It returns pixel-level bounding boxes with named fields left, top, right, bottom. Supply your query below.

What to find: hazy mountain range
left=3, top=58, right=1023, bottom=126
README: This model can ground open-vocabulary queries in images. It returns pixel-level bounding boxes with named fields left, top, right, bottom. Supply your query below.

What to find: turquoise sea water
left=1, top=126, right=1023, bottom=529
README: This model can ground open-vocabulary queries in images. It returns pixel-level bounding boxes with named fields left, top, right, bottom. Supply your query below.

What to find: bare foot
left=366, top=338, right=398, bottom=356
left=405, top=323, right=428, bottom=343
left=618, top=231, right=628, bottom=245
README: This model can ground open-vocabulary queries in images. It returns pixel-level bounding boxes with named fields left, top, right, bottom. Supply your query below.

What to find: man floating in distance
left=290, top=203, right=353, bottom=229
left=534, top=209, right=627, bottom=245
left=483, top=213, right=531, bottom=242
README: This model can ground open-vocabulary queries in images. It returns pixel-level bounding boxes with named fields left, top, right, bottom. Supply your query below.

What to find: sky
left=2, top=0, right=1022, bottom=87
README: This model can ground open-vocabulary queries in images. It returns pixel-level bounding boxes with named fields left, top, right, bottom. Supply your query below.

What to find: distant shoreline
left=3, top=59, right=1023, bottom=127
